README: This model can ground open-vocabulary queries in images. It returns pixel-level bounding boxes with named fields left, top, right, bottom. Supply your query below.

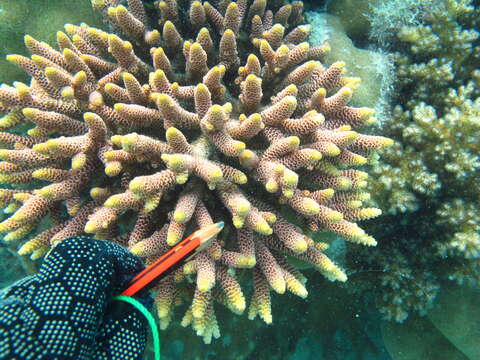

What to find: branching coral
left=0, top=0, right=390, bottom=342
left=353, top=0, right=480, bottom=322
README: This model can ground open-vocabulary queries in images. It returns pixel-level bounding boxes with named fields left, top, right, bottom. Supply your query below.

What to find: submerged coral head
left=0, top=0, right=391, bottom=343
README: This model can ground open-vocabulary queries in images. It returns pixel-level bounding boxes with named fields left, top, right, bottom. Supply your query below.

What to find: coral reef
left=324, top=0, right=441, bottom=47
left=0, top=0, right=390, bottom=342
left=350, top=0, right=480, bottom=322
left=365, top=0, right=439, bottom=47
left=325, top=0, right=375, bottom=43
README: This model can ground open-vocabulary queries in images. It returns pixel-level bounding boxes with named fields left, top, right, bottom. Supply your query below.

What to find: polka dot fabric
left=0, top=236, right=150, bottom=360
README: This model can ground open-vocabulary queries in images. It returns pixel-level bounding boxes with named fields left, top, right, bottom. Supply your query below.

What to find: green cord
left=113, top=295, right=161, bottom=360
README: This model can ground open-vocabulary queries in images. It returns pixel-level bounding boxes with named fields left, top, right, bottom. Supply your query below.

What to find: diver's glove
left=0, top=236, right=152, bottom=360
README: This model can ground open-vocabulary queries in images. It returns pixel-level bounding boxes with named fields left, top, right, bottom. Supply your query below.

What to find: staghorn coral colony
left=0, top=0, right=391, bottom=342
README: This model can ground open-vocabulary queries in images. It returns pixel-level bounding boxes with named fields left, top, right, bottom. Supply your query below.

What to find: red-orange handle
left=121, top=234, right=200, bottom=297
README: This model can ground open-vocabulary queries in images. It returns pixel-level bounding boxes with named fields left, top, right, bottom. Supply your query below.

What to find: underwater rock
left=381, top=314, right=468, bottom=360
left=326, top=0, right=377, bottom=42
left=306, top=12, right=394, bottom=117
left=427, top=283, right=480, bottom=360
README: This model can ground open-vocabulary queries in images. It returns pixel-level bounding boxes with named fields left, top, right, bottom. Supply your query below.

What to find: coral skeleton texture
left=0, top=0, right=390, bottom=342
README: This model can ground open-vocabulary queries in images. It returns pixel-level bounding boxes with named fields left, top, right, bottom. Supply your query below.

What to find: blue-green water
left=0, top=0, right=479, bottom=359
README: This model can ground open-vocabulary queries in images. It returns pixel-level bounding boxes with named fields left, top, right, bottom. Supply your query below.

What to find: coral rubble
left=0, top=0, right=390, bottom=342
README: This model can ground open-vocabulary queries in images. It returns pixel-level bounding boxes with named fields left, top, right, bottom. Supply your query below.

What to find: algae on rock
left=306, top=11, right=394, bottom=120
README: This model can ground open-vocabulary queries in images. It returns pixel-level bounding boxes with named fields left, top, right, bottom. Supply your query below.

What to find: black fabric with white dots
left=0, top=236, right=150, bottom=360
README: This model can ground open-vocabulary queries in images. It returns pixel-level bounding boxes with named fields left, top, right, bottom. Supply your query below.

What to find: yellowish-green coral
left=354, top=0, right=480, bottom=322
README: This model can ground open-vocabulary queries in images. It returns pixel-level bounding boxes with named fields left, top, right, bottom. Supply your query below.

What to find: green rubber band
left=113, top=295, right=161, bottom=360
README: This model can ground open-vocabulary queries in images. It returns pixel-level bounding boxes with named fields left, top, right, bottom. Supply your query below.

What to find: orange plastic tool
left=121, top=221, right=224, bottom=297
